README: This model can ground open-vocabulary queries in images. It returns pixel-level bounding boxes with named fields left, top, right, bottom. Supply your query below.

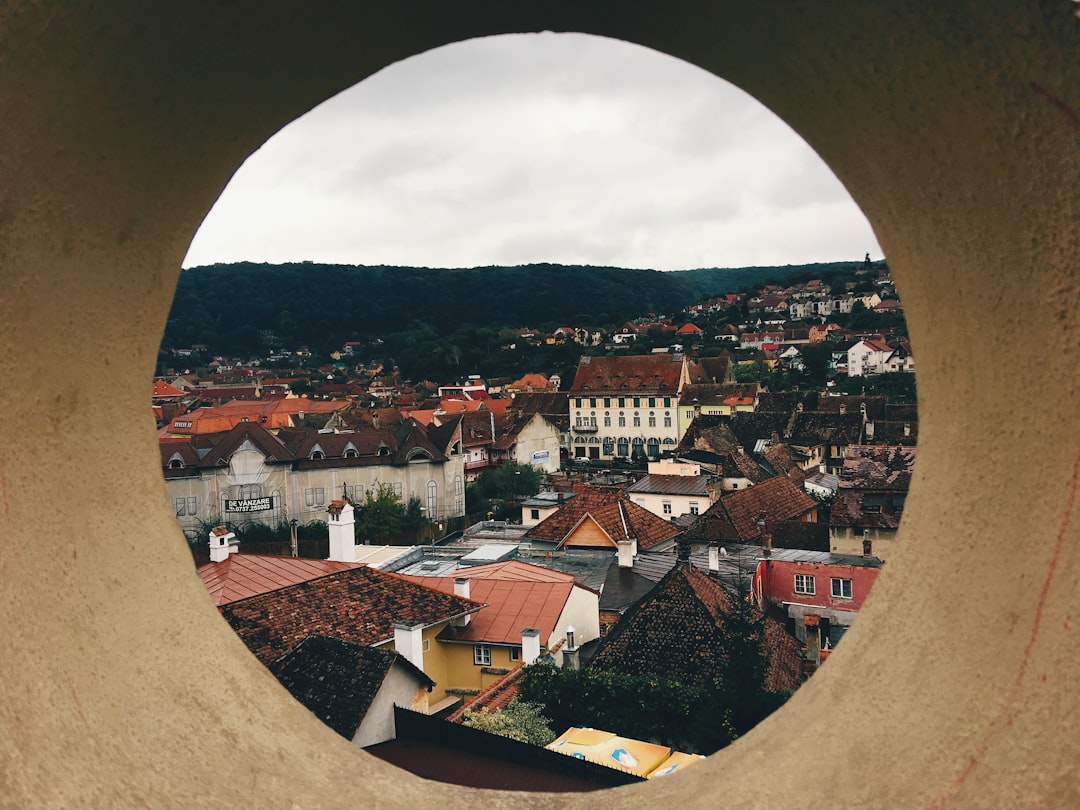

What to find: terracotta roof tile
left=220, top=566, right=485, bottom=665
left=569, top=355, right=685, bottom=394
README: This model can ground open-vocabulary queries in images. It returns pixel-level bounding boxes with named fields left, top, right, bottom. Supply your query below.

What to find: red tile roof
left=152, top=379, right=185, bottom=398
left=569, top=355, right=685, bottom=394
left=524, top=486, right=682, bottom=551
left=703, top=476, right=818, bottom=541
left=220, top=567, right=485, bottom=665
left=197, top=553, right=360, bottom=606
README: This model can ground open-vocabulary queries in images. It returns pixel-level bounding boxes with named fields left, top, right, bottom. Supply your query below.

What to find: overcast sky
left=183, top=33, right=881, bottom=272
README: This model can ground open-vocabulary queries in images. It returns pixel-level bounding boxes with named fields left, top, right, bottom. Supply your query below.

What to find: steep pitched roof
left=569, top=355, right=685, bottom=394
left=524, top=486, right=682, bottom=551
left=270, top=635, right=433, bottom=740
left=692, top=476, right=818, bottom=542
left=197, top=554, right=360, bottom=606
left=220, top=566, right=485, bottom=665
left=588, top=563, right=802, bottom=692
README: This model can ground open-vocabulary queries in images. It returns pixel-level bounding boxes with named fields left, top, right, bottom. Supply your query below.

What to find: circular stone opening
left=164, top=32, right=909, bottom=791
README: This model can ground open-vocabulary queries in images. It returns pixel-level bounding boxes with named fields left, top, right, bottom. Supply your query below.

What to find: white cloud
left=183, top=32, right=881, bottom=271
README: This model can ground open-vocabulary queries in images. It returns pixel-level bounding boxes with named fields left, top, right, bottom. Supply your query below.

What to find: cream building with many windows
left=567, top=354, right=689, bottom=461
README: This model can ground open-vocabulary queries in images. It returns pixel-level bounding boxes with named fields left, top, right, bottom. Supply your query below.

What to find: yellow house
left=403, top=560, right=601, bottom=696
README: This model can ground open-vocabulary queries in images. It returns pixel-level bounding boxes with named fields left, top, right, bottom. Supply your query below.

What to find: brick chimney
left=521, top=628, right=541, bottom=665
left=862, top=528, right=873, bottom=557
left=208, top=526, right=237, bottom=563
left=326, top=499, right=356, bottom=562
left=452, top=578, right=472, bottom=626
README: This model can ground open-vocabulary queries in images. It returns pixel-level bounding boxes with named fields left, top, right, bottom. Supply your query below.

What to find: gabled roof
left=588, top=563, right=803, bottom=692
left=569, top=355, right=684, bottom=394
left=221, top=566, right=485, bottom=665
left=197, top=422, right=290, bottom=466
left=524, top=486, right=682, bottom=551
left=197, top=553, right=360, bottom=606
left=152, top=379, right=185, bottom=398
left=270, top=635, right=433, bottom=740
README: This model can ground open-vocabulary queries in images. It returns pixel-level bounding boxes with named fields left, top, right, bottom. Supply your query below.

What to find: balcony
left=572, top=422, right=598, bottom=433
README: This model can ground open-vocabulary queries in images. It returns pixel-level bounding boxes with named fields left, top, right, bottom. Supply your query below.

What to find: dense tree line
left=164, top=260, right=874, bottom=360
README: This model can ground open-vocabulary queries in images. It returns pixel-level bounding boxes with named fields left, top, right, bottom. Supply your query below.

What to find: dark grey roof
left=270, top=634, right=432, bottom=740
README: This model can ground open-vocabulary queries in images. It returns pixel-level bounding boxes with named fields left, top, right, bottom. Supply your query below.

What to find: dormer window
left=310, top=450, right=325, bottom=460
left=168, top=459, right=183, bottom=469
left=343, top=449, right=358, bottom=458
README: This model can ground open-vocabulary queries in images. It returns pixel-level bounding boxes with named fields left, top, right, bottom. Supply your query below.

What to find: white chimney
left=904, top=423, right=911, bottom=437
left=562, top=625, right=580, bottom=670
left=452, top=578, right=472, bottom=627
left=521, top=628, right=541, bottom=665
left=393, top=622, right=425, bottom=671
left=708, top=542, right=720, bottom=574
left=326, top=499, right=356, bottom=562
left=617, top=539, right=635, bottom=568
left=208, top=526, right=236, bottom=563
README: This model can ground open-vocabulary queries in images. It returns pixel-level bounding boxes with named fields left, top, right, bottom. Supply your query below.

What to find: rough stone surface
left=0, top=1, right=1078, bottom=807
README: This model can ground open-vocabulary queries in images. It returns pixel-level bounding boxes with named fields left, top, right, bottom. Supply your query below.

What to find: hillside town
left=158, top=262, right=914, bottom=788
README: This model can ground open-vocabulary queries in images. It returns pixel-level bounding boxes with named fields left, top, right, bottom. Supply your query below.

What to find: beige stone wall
left=1, top=2, right=1078, bottom=807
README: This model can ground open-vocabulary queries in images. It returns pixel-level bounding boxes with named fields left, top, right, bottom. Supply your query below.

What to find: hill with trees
left=164, top=260, right=873, bottom=360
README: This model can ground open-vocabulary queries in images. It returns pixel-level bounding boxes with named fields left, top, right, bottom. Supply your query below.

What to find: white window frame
left=509, top=646, right=521, bottom=662
left=831, top=577, right=853, bottom=599
left=794, top=573, right=816, bottom=595
left=689, top=502, right=699, bottom=516
left=662, top=500, right=672, bottom=515
left=473, top=644, right=491, bottom=666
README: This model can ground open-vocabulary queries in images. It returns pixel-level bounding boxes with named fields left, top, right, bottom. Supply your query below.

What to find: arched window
left=168, top=458, right=183, bottom=469
left=426, top=480, right=438, bottom=519
left=310, top=450, right=325, bottom=460
left=617, top=438, right=630, bottom=457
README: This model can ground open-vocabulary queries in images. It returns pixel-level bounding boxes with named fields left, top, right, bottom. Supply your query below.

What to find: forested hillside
left=164, top=260, right=869, bottom=359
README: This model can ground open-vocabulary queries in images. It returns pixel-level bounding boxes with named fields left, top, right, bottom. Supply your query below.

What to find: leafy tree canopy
left=458, top=698, right=556, bottom=746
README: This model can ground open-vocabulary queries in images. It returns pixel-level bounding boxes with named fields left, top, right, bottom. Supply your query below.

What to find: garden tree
left=401, top=496, right=427, bottom=532
left=466, top=462, right=542, bottom=521
left=351, top=483, right=411, bottom=544
left=458, top=698, right=556, bottom=746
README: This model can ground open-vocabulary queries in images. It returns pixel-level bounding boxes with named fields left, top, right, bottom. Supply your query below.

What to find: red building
left=750, top=548, right=883, bottom=648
